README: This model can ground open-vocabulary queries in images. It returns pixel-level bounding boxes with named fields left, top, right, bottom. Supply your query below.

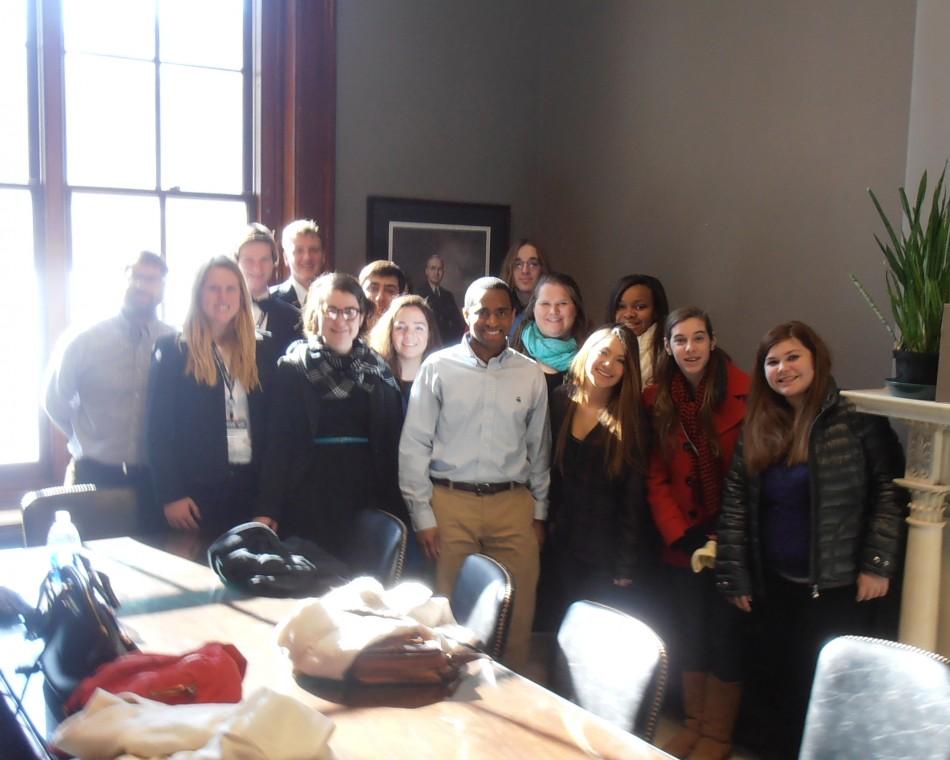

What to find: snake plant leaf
left=862, top=162, right=950, bottom=354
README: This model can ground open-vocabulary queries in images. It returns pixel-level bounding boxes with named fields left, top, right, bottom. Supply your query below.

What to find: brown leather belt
left=431, top=478, right=523, bottom=496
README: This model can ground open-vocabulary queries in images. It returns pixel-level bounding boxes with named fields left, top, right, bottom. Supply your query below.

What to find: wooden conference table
left=0, top=538, right=670, bottom=759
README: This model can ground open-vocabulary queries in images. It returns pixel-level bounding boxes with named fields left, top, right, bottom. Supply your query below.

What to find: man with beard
left=43, top=251, right=174, bottom=522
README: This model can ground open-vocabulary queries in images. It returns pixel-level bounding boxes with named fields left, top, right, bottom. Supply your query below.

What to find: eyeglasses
left=323, top=306, right=361, bottom=322
left=514, top=259, right=541, bottom=270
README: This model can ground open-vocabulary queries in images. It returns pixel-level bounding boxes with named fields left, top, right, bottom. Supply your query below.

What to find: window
left=0, top=0, right=41, bottom=466
left=62, top=0, right=250, bottom=327
left=1, top=0, right=251, bottom=474
left=0, top=0, right=335, bottom=492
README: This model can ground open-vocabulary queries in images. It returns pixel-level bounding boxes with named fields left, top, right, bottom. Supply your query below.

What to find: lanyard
left=212, top=343, right=236, bottom=420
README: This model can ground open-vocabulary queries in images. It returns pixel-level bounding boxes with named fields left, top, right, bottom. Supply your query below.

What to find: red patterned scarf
left=670, top=371, right=721, bottom=518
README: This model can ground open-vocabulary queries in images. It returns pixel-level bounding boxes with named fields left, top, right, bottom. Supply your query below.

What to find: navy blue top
left=760, top=462, right=810, bottom=580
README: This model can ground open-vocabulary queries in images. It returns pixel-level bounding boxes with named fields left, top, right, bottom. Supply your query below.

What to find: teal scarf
left=520, top=321, right=578, bottom=372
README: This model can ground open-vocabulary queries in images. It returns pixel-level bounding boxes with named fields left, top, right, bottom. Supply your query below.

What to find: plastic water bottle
left=46, top=510, right=82, bottom=572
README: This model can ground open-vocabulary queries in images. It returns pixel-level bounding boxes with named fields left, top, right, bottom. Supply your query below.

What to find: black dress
left=255, top=342, right=406, bottom=557
left=547, top=385, right=658, bottom=620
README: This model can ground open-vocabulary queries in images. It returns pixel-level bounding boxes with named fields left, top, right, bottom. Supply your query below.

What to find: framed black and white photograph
left=366, top=197, right=511, bottom=298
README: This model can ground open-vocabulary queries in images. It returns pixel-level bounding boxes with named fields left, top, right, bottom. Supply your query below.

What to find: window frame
left=0, top=0, right=335, bottom=501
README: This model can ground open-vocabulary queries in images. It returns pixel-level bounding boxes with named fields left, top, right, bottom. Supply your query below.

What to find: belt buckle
left=474, top=482, right=487, bottom=496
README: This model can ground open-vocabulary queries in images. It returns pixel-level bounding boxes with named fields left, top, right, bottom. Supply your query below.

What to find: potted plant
left=852, top=163, right=950, bottom=396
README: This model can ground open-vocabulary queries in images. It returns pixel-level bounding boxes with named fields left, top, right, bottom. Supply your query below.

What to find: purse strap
left=30, top=554, right=121, bottom=641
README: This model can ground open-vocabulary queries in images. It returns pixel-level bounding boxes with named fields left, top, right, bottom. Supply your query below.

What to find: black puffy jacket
left=716, top=387, right=906, bottom=598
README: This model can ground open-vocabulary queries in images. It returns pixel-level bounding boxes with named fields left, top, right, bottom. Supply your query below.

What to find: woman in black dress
left=148, top=256, right=271, bottom=545
left=548, top=324, right=653, bottom=618
left=254, top=272, right=406, bottom=556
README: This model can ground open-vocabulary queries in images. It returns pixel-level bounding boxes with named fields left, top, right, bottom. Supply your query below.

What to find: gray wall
left=905, top=0, right=950, bottom=187
left=533, top=0, right=916, bottom=386
left=336, top=1, right=919, bottom=388
left=335, top=0, right=541, bottom=275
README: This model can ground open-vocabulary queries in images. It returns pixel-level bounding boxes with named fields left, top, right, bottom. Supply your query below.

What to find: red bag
left=64, top=642, right=247, bottom=713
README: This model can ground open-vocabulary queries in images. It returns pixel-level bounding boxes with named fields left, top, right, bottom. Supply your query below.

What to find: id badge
left=226, top=418, right=252, bottom=464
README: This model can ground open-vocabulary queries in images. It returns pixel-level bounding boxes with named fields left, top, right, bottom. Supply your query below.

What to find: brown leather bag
left=347, top=632, right=468, bottom=687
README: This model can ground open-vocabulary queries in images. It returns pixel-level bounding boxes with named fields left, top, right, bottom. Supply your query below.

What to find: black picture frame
left=366, top=196, right=511, bottom=298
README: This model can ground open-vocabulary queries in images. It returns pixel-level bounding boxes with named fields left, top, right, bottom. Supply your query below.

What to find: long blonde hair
left=555, top=325, right=649, bottom=479
left=183, top=256, right=260, bottom=390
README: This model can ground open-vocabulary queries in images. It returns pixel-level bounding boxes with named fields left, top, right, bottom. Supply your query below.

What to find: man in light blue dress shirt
left=399, top=276, right=550, bottom=670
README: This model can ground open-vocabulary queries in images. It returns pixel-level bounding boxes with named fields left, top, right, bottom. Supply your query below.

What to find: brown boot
left=687, top=675, right=741, bottom=760
left=662, top=671, right=707, bottom=758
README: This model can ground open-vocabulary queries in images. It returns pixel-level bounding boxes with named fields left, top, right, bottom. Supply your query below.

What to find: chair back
left=554, top=600, right=668, bottom=742
left=799, top=635, right=950, bottom=760
left=20, top=485, right=140, bottom=547
left=450, top=553, right=513, bottom=660
left=344, top=509, right=407, bottom=586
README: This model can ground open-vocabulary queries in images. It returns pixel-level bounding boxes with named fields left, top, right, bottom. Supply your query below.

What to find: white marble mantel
left=841, top=388, right=950, bottom=656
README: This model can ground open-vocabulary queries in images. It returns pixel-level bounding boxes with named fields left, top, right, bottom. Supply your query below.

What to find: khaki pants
left=431, top=484, right=539, bottom=671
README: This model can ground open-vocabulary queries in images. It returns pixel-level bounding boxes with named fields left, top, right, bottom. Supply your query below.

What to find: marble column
left=841, top=390, right=950, bottom=655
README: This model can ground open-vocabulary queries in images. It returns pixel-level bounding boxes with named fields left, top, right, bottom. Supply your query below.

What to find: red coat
left=643, top=363, right=750, bottom=567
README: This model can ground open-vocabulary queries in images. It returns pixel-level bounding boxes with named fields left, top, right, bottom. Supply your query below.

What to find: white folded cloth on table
left=52, top=687, right=333, bottom=760
left=276, top=576, right=475, bottom=679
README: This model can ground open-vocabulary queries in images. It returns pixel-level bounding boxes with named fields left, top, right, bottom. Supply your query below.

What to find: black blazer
left=147, top=334, right=272, bottom=508
left=256, top=296, right=302, bottom=359
left=270, top=279, right=302, bottom=309
left=418, top=281, right=465, bottom=346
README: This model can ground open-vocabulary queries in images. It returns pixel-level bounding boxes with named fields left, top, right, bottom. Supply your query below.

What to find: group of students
left=66, top=227, right=905, bottom=760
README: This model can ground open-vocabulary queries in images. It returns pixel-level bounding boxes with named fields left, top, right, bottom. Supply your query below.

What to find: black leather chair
left=799, top=635, right=950, bottom=760
left=450, top=553, right=513, bottom=660
left=343, top=509, right=407, bottom=586
left=553, top=600, right=668, bottom=742
left=20, top=484, right=140, bottom=547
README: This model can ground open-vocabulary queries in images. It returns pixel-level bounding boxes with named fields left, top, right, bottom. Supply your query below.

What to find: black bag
left=207, top=522, right=349, bottom=597
left=29, top=553, right=137, bottom=711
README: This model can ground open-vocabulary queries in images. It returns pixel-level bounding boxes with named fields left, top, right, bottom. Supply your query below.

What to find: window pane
left=0, top=188, right=39, bottom=464
left=65, top=53, right=156, bottom=189
left=159, top=0, right=243, bottom=70
left=164, top=197, right=247, bottom=326
left=161, top=65, right=243, bottom=193
left=70, top=192, right=161, bottom=326
left=0, top=0, right=29, bottom=183
left=63, top=0, right=154, bottom=60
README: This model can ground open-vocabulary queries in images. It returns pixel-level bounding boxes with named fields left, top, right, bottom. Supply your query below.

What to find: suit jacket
left=256, top=296, right=302, bottom=360
left=418, top=281, right=465, bottom=346
left=147, top=334, right=273, bottom=508
left=270, top=278, right=302, bottom=309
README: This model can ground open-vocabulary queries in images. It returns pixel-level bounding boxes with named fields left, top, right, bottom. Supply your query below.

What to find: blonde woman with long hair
left=148, top=256, right=272, bottom=543
left=547, top=324, right=656, bottom=620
